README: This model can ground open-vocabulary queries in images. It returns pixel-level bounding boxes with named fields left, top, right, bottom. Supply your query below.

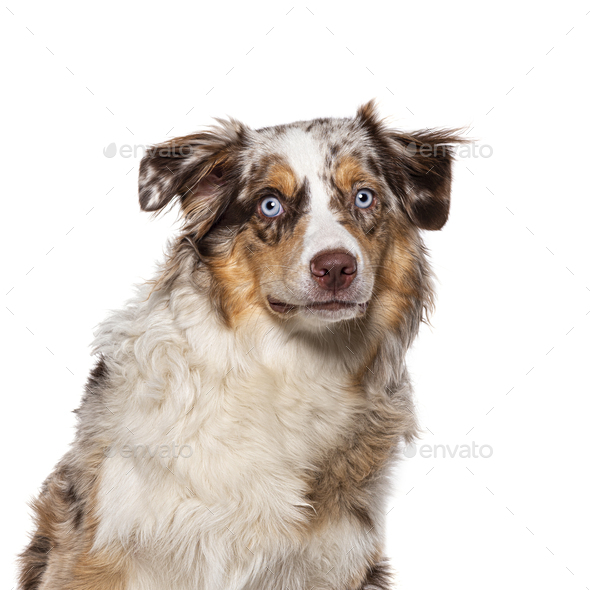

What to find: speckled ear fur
left=356, top=100, right=465, bottom=230
left=138, top=118, right=249, bottom=241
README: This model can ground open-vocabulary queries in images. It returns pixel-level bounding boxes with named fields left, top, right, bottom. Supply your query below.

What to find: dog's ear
left=389, top=128, right=465, bottom=231
left=138, top=119, right=247, bottom=238
left=356, top=100, right=465, bottom=231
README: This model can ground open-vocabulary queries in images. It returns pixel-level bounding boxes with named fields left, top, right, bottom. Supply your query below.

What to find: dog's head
left=139, top=101, right=462, bottom=333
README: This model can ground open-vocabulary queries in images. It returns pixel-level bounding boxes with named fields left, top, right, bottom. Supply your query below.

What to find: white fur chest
left=92, top=289, right=380, bottom=589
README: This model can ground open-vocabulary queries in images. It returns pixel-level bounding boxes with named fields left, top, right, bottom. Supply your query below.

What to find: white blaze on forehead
left=279, top=128, right=362, bottom=267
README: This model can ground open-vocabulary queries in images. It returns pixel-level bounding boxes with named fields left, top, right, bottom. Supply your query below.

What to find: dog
left=19, top=100, right=462, bottom=590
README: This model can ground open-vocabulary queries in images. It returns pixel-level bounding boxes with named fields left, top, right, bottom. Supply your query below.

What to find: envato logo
left=103, top=143, right=195, bottom=159
left=404, top=141, right=493, bottom=159
left=403, top=441, right=493, bottom=459
left=104, top=141, right=492, bottom=160
left=104, top=442, right=194, bottom=459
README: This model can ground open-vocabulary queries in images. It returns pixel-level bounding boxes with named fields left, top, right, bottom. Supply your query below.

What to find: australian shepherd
left=19, top=101, right=462, bottom=590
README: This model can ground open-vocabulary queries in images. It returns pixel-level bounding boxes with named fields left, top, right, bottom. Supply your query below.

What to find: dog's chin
left=267, top=296, right=369, bottom=324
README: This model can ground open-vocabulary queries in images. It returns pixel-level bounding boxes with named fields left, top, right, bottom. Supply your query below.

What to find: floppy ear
left=390, top=128, right=465, bottom=230
left=138, top=119, right=247, bottom=239
left=356, top=100, right=464, bottom=231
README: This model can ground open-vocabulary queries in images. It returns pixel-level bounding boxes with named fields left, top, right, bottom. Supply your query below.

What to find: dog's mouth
left=267, top=296, right=369, bottom=314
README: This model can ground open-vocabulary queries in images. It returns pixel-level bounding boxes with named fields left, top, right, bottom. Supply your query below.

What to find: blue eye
left=259, top=196, right=284, bottom=218
left=354, top=189, right=374, bottom=209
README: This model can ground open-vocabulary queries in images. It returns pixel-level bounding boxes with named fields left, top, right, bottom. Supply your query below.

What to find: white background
left=1, top=1, right=589, bottom=588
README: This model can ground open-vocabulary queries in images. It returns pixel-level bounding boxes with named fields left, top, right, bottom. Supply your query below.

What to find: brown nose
left=310, top=250, right=357, bottom=291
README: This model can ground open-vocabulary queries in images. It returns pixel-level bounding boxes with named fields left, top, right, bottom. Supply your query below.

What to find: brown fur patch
left=18, top=357, right=126, bottom=590
left=264, top=160, right=298, bottom=198
left=248, top=219, right=313, bottom=320
left=334, top=155, right=379, bottom=196
left=329, top=154, right=393, bottom=252
left=206, top=231, right=262, bottom=326
left=18, top=531, right=51, bottom=590
left=371, top=223, right=426, bottom=331
left=357, top=560, right=393, bottom=590
left=18, top=456, right=129, bottom=590
left=303, top=395, right=406, bottom=531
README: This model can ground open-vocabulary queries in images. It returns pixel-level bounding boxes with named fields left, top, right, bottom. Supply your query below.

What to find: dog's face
left=139, top=101, right=461, bottom=330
